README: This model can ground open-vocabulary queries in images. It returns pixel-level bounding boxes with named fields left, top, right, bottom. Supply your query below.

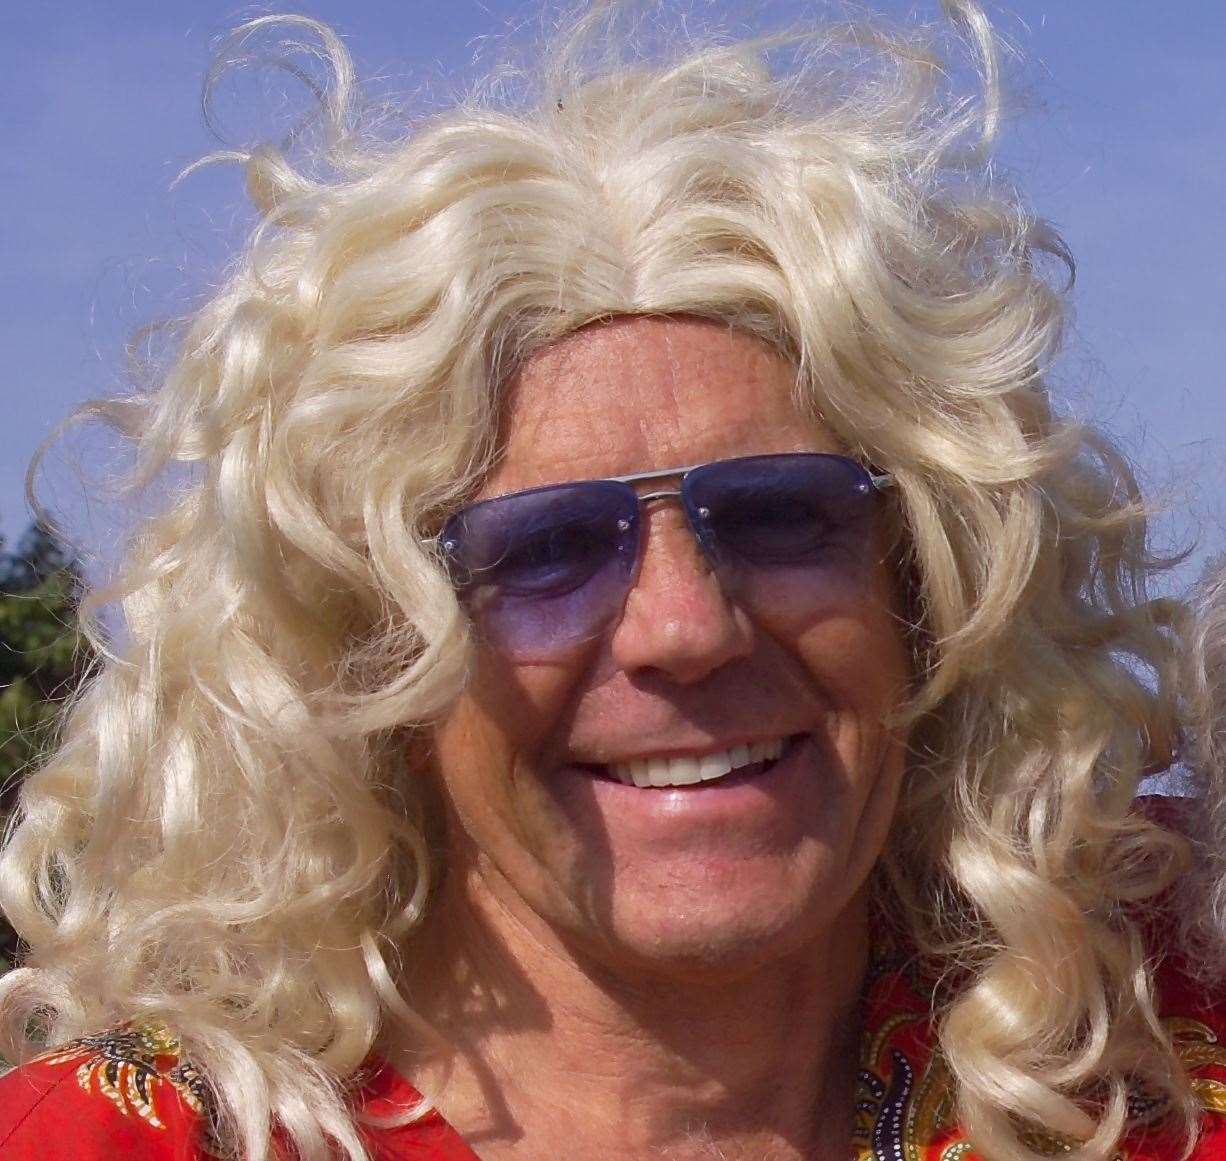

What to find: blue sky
left=3, top=1, right=1224, bottom=592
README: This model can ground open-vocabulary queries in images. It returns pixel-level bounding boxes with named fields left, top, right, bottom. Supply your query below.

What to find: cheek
left=803, top=609, right=910, bottom=717
left=427, top=650, right=592, bottom=872
left=441, top=649, right=583, bottom=760
left=824, top=608, right=913, bottom=852
left=790, top=582, right=912, bottom=831
left=759, top=562, right=912, bottom=730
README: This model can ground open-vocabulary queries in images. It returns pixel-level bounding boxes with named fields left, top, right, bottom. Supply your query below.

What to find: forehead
left=483, top=316, right=842, bottom=497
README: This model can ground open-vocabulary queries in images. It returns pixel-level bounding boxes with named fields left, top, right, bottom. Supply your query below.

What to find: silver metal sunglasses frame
left=603, top=458, right=893, bottom=508
left=440, top=456, right=893, bottom=553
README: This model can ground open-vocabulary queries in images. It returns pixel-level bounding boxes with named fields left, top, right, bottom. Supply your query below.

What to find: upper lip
left=569, top=733, right=802, bottom=767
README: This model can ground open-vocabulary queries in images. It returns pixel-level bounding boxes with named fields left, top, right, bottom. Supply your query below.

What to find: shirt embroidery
left=23, top=977, right=1226, bottom=1160
left=34, top=1021, right=221, bottom=1153
left=852, top=960, right=1226, bottom=1159
left=1172, top=1018, right=1226, bottom=1116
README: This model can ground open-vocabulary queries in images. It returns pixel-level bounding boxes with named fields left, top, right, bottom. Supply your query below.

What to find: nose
left=609, top=504, right=754, bottom=683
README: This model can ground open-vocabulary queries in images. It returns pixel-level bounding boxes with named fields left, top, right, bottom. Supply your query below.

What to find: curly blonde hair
left=1178, top=560, right=1226, bottom=978
left=0, top=5, right=1206, bottom=1159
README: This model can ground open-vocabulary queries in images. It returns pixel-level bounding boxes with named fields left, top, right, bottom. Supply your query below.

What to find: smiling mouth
left=588, top=735, right=798, bottom=789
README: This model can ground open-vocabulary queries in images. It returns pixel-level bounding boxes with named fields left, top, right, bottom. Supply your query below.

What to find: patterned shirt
left=0, top=942, right=1222, bottom=1160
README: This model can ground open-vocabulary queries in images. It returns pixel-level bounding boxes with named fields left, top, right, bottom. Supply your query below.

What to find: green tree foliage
left=0, top=522, right=95, bottom=964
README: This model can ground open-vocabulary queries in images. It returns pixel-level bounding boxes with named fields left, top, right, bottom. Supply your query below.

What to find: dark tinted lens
left=685, top=454, right=876, bottom=567
left=441, top=481, right=639, bottom=658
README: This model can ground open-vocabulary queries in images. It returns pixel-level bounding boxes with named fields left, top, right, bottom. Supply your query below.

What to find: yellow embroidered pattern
left=854, top=1012, right=1226, bottom=1160
left=36, top=1021, right=214, bottom=1139
left=1170, top=1018, right=1226, bottom=1117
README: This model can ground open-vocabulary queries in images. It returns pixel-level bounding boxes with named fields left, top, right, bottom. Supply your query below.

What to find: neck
left=392, top=862, right=870, bottom=1161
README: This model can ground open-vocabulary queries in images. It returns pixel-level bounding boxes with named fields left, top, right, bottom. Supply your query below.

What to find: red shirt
left=1, top=943, right=1223, bottom=1160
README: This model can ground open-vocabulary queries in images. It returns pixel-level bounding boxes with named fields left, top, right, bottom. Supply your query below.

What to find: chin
left=583, top=879, right=848, bottom=984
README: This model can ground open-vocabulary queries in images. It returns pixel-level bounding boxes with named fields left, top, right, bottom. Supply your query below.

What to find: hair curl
left=0, top=5, right=1206, bottom=1159
left=1176, top=560, right=1226, bottom=979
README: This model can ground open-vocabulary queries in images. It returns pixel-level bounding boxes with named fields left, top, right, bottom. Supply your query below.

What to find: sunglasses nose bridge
left=633, top=486, right=682, bottom=505
left=628, top=486, right=721, bottom=576
left=633, top=485, right=718, bottom=547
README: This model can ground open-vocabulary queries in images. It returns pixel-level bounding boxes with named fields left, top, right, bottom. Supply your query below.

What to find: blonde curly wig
left=1178, top=560, right=1226, bottom=981
left=0, top=4, right=1209, bottom=1159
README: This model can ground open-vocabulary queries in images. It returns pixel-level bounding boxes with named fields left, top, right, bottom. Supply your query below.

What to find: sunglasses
left=439, top=452, right=892, bottom=661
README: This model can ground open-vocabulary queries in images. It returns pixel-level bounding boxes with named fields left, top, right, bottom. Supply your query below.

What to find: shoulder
left=355, top=1056, right=482, bottom=1160
left=1135, top=796, right=1226, bottom=1157
left=0, top=1022, right=218, bottom=1159
left=1151, top=938, right=1226, bottom=1157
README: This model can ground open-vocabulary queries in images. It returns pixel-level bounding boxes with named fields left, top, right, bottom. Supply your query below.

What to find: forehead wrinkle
left=497, top=383, right=656, bottom=489
left=489, top=316, right=837, bottom=497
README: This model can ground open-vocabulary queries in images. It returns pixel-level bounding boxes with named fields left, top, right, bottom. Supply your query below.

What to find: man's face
left=429, top=315, right=912, bottom=981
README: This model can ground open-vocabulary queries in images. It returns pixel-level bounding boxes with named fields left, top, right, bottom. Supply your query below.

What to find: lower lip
left=574, top=734, right=816, bottom=823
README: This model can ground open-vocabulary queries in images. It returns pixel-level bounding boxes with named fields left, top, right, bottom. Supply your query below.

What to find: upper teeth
left=609, top=737, right=787, bottom=789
